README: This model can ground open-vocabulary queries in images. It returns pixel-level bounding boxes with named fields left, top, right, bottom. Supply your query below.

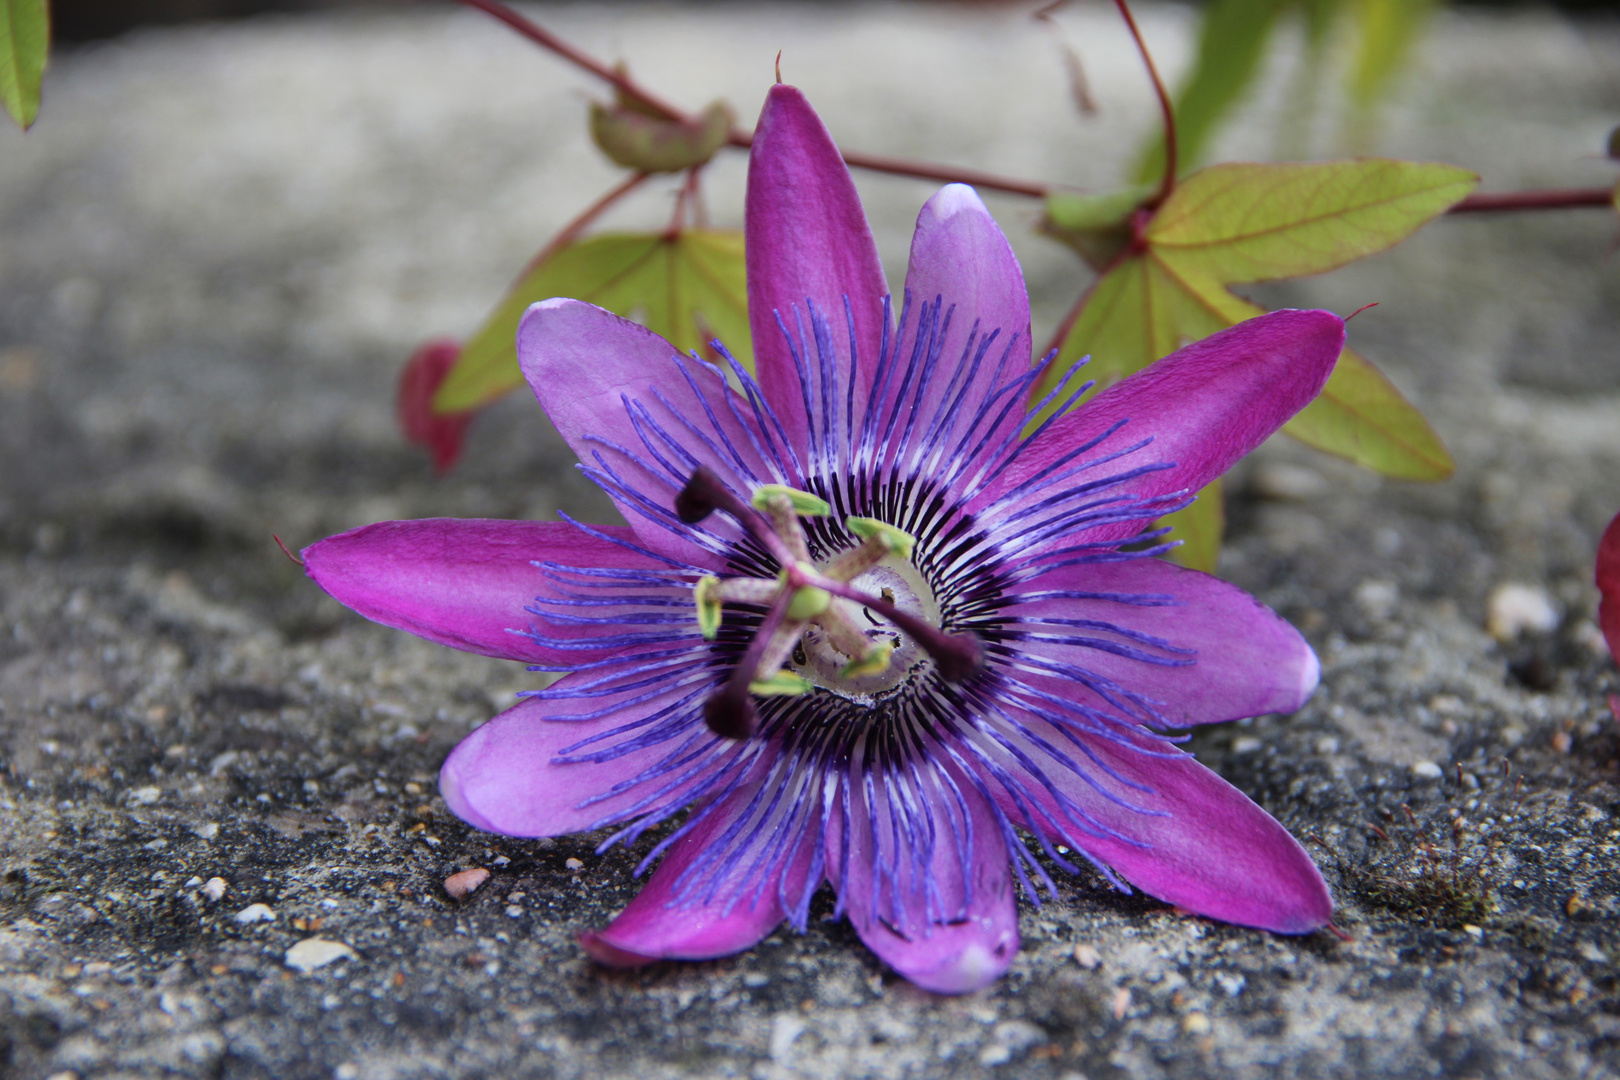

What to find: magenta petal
left=980, top=309, right=1345, bottom=537
left=439, top=676, right=721, bottom=838
left=518, top=298, right=774, bottom=569
left=580, top=760, right=814, bottom=966
left=1007, top=557, right=1318, bottom=727
left=827, top=762, right=1019, bottom=994
left=1598, top=509, right=1620, bottom=661
left=881, top=185, right=1032, bottom=461
left=302, top=518, right=663, bottom=665
left=746, top=85, right=889, bottom=465
left=993, top=720, right=1331, bottom=934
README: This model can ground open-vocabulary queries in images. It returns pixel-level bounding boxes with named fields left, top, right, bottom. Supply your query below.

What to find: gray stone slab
left=1, top=3, right=1619, bottom=1077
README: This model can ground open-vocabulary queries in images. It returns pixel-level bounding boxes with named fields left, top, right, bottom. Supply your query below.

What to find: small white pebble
left=444, top=868, right=490, bottom=900
left=1353, top=579, right=1399, bottom=622
left=127, top=786, right=162, bottom=807
left=1411, top=761, right=1444, bottom=780
left=1231, top=736, right=1263, bottom=755
left=183, top=876, right=203, bottom=888
left=1463, top=924, right=1483, bottom=940
left=335, top=1065, right=360, bottom=1080
left=1072, top=944, right=1101, bottom=970
left=505, top=905, right=524, bottom=918
left=232, top=903, right=275, bottom=924
left=202, top=878, right=228, bottom=902
left=285, top=938, right=357, bottom=973
left=1182, top=1012, right=1211, bottom=1035
left=1486, top=583, right=1559, bottom=642
left=492, top=856, right=510, bottom=867
left=977, top=1045, right=1012, bottom=1067
left=565, top=857, right=584, bottom=871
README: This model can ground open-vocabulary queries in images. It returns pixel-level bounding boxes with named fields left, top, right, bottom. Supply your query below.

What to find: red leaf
left=398, top=339, right=476, bottom=473
left=1598, top=508, right=1620, bottom=661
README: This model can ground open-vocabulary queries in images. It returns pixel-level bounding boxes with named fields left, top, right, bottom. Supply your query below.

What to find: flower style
left=303, top=85, right=1343, bottom=994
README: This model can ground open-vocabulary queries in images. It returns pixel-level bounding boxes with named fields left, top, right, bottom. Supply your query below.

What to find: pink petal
left=827, top=760, right=1019, bottom=994
left=518, top=298, right=777, bottom=570
left=990, top=717, right=1332, bottom=934
left=439, top=675, right=724, bottom=838
left=875, top=185, right=1033, bottom=479
left=1598, top=509, right=1620, bottom=660
left=302, top=518, right=667, bottom=666
left=979, top=309, right=1345, bottom=541
left=745, top=85, right=889, bottom=469
left=1003, top=556, right=1318, bottom=728
left=580, top=758, right=815, bottom=965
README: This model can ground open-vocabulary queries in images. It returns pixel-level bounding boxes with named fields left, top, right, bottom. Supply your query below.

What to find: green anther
left=749, top=671, right=813, bottom=696
left=693, top=576, right=723, bottom=640
left=846, top=517, right=916, bottom=560
left=840, top=641, right=894, bottom=680
left=751, top=484, right=830, bottom=517
left=786, top=585, right=831, bottom=621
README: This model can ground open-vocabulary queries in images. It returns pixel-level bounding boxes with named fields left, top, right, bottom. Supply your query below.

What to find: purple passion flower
left=303, top=85, right=1342, bottom=994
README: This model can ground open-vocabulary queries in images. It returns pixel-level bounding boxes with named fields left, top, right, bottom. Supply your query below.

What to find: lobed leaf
left=1147, top=160, right=1478, bottom=283
left=0, top=0, right=48, bottom=131
left=434, top=230, right=750, bottom=414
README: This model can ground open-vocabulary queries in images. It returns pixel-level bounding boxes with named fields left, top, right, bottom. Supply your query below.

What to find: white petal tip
left=928, top=183, right=987, bottom=220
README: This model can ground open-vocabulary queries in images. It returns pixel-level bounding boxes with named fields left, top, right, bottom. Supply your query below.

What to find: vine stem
left=451, top=0, right=1614, bottom=217
left=1450, top=187, right=1615, bottom=213
left=522, top=171, right=650, bottom=274
left=1111, top=0, right=1177, bottom=208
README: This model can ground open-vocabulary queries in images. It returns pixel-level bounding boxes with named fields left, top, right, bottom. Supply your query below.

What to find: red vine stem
left=1450, top=187, right=1614, bottom=213
left=453, top=0, right=1614, bottom=217
left=1111, top=0, right=1177, bottom=208
left=523, top=171, right=651, bottom=273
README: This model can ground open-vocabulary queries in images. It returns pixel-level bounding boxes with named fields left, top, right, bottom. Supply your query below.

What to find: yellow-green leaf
left=1040, top=185, right=1153, bottom=272
left=434, top=230, right=750, bottom=414
left=1147, top=160, right=1478, bottom=283
left=1347, top=0, right=1438, bottom=111
left=1160, top=481, right=1224, bottom=573
left=589, top=99, right=734, bottom=174
left=0, top=0, right=48, bottom=131
left=1040, top=248, right=1452, bottom=480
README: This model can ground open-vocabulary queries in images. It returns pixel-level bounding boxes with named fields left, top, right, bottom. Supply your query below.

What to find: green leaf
left=589, top=99, right=734, bottom=174
left=1147, top=160, right=1478, bottom=282
left=1135, top=0, right=1291, bottom=184
left=0, top=0, right=48, bottom=131
left=1039, top=161, right=1472, bottom=480
left=1347, top=0, right=1438, bottom=110
left=1040, top=185, right=1153, bottom=272
left=1160, top=481, right=1224, bottom=573
left=434, top=229, right=751, bottom=414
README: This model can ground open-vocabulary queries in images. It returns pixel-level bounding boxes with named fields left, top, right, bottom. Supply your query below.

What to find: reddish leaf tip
left=397, top=338, right=477, bottom=473
left=1596, top=509, right=1620, bottom=661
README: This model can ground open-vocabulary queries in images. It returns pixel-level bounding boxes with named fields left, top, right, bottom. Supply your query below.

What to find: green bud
left=752, top=484, right=830, bottom=517
left=589, top=98, right=734, bottom=174
left=786, top=585, right=831, bottom=622
left=749, top=671, right=812, bottom=697
left=845, top=517, right=916, bottom=560
left=693, top=576, right=722, bottom=640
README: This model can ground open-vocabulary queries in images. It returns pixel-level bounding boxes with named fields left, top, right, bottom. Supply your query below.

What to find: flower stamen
left=680, top=468, right=985, bottom=739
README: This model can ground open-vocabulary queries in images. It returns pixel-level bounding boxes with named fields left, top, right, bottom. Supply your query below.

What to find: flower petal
left=1001, top=556, right=1318, bottom=727
left=580, top=756, right=816, bottom=966
left=987, top=715, right=1331, bottom=934
left=1598, top=508, right=1620, bottom=661
left=302, top=518, right=668, bottom=666
left=518, top=298, right=778, bottom=569
left=979, top=309, right=1345, bottom=542
left=746, top=84, right=889, bottom=471
left=827, top=758, right=1018, bottom=994
left=439, top=668, right=724, bottom=838
left=869, top=185, right=1034, bottom=482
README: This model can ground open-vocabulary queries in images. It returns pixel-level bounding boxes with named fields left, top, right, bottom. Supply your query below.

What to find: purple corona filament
left=300, top=84, right=1345, bottom=994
